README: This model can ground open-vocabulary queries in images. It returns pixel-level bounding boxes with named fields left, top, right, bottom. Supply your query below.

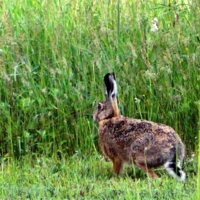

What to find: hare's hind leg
left=134, top=159, right=158, bottom=179
left=112, top=158, right=123, bottom=175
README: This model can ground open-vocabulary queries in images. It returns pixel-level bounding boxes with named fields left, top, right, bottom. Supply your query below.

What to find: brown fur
left=93, top=73, right=185, bottom=180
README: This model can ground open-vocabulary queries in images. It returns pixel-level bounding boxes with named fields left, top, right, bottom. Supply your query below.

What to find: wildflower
left=144, top=69, right=157, bottom=81
left=188, top=153, right=196, bottom=162
left=172, top=94, right=182, bottom=102
left=134, top=97, right=141, bottom=104
left=41, top=87, right=48, bottom=94
left=150, top=18, right=159, bottom=33
left=159, top=65, right=172, bottom=75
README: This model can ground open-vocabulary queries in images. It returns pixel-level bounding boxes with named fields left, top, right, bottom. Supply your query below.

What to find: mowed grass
left=0, top=0, right=200, bottom=199
left=0, top=154, right=198, bottom=199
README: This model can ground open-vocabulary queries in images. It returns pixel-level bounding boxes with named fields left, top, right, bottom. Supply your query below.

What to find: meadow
left=0, top=0, right=199, bottom=199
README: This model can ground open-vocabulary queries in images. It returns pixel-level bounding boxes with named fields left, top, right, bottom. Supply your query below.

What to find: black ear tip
left=104, top=72, right=115, bottom=82
left=104, top=73, right=114, bottom=88
left=104, top=72, right=116, bottom=97
left=104, top=73, right=111, bottom=82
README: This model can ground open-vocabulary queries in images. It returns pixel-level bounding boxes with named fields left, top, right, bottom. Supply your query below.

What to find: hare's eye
left=98, top=103, right=102, bottom=110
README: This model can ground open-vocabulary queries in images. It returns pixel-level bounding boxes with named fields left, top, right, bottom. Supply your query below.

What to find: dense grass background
left=0, top=0, right=200, bottom=199
left=0, top=0, right=199, bottom=158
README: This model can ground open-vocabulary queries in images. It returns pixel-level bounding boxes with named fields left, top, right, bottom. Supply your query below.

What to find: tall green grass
left=197, top=101, right=200, bottom=199
left=0, top=0, right=199, bottom=160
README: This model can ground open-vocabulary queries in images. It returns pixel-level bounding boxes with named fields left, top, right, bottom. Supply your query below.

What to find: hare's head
left=93, top=73, right=119, bottom=122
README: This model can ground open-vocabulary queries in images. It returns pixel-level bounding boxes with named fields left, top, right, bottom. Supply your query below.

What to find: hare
left=93, top=73, right=186, bottom=182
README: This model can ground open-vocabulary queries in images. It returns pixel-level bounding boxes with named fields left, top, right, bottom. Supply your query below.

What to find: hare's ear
left=104, top=72, right=117, bottom=99
left=104, top=72, right=119, bottom=117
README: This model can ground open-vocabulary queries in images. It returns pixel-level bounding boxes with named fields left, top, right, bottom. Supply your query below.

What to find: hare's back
left=99, top=116, right=181, bottom=146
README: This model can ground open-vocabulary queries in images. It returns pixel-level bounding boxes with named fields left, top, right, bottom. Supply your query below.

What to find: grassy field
left=0, top=0, right=199, bottom=199
left=0, top=154, right=198, bottom=199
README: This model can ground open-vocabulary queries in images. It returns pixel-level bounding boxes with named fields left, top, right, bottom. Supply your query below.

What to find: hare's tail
left=164, top=158, right=186, bottom=182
